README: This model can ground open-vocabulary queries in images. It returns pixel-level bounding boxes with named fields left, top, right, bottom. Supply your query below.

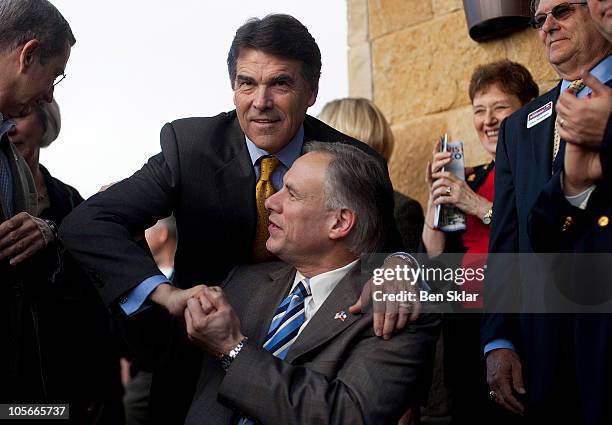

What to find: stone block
left=348, top=42, right=373, bottom=99
left=503, top=28, right=558, bottom=84
left=368, top=0, right=433, bottom=39
left=432, top=0, right=463, bottom=16
left=348, top=0, right=369, bottom=46
left=388, top=115, right=447, bottom=207
left=372, top=12, right=507, bottom=125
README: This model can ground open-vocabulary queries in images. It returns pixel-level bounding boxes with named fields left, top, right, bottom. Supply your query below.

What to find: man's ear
left=307, top=81, right=319, bottom=107
left=329, top=208, right=356, bottom=241
left=19, top=39, right=41, bottom=72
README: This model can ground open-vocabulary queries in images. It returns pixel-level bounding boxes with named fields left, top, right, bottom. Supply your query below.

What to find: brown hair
left=227, top=14, right=321, bottom=90
left=469, top=60, right=539, bottom=105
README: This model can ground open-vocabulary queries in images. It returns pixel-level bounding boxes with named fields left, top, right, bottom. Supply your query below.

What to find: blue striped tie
left=238, top=278, right=311, bottom=425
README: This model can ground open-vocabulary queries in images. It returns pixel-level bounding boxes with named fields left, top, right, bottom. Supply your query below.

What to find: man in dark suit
left=482, top=0, right=611, bottom=423
left=60, top=14, right=410, bottom=424
left=526, top=4, right=612, bottom=422
left=183, top=142, right=439, bottom=425
left=529, top=71, right=611, bottom=252
left=525, top=73, right=612, bottom=425
left=0, top=0, right=75, bottom=402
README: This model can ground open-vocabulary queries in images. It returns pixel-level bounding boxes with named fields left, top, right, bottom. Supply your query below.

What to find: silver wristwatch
left=220, top=337, right=248, bottom=372
left=482, top=209, right=493, bottom=225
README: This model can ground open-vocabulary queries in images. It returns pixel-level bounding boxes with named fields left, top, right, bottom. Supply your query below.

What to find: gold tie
left=552, top=79, right=585, bottom=172
left=253, top=156, right=280, bottom=262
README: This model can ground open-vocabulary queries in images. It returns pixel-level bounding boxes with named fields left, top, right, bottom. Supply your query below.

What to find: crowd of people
left=0, top=0, right=610, bottom=424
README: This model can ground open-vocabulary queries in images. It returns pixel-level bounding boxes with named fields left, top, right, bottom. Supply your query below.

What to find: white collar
left=292, top=259, right=359, bottom=310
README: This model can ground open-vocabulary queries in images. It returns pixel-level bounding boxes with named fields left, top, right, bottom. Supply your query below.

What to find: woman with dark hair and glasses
left=422, top=61, right=538, bottom=425
left=8, top=100, right=125, bottom=425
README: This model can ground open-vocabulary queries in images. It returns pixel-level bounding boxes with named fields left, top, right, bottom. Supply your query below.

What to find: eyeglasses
left=530, top=2, right=587, bottom=29
left=53, top=73, right=66, bottom=87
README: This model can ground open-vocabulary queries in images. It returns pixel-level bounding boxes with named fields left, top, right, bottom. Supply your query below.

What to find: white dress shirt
left=290, top=259, right=359, bottom=337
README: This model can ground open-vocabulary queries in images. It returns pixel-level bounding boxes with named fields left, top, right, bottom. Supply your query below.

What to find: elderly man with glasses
left=482, top=0, right=611, bottom=424
left=0, top=0, right=76, bottom=405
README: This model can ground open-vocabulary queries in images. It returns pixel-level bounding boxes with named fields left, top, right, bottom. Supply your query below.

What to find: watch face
left=482, top=209, right=493, bottom=225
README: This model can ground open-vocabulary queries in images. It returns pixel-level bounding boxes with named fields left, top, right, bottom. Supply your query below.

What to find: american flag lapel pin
left=334, top=311, right=347, bottom=322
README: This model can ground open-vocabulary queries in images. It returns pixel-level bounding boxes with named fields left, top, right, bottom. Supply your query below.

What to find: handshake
left=150, top=284, right=245, bottom=357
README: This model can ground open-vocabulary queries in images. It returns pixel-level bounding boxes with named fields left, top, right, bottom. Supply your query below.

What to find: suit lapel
left=285, top=263, right=364, bottom=364
left=530, top=84, right=561, bottom=187
left=237, top=264, right=297, bottom=346
left=530, top=80, right=612, bottom=181
left=214, top=116, right=257, bottom=255
left=303, top=115, right=326, bottom=144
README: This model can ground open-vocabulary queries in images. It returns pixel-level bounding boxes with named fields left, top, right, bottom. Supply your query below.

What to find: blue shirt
left=559, top=55, right=612, bottom=97
left=120, top=125, right=305, bottom=316
left=245, top=125, right=304, bottom=190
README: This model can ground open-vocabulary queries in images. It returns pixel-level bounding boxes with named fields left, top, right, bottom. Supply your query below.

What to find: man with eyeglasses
left=482, top=0, right=611, bottom=423
left=0, top=0, right=76, bottom=404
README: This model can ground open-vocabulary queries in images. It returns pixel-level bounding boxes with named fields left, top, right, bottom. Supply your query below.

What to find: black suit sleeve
left=529, top=108, right=612, bottom=252
left=481, top=118, right=520, bottom=350
left=393, top=192, right=424, bottom=253
left=527, top=171, right=589, bottom=253
left=59, top=122, right=181, bottom=306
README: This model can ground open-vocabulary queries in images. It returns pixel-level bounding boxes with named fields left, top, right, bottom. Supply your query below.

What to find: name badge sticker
left=527, top=101, right=553, bottom=128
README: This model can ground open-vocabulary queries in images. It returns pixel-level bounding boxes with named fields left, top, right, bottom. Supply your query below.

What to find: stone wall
left=348, top=0, right=559, bottom=207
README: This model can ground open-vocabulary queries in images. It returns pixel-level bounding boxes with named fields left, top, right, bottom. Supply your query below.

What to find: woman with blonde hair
left=319, top=98, right=423, bottom=253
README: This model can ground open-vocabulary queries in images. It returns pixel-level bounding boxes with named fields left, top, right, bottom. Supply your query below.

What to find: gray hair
left=35, top=98, right=60, bottom=148
left=531, top=0, right=540, bottom=13
left=0, top=0, right=75, bottom=61
left=303, top=141, right=391, bottom=255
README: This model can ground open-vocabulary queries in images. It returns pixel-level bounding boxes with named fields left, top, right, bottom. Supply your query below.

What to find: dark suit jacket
left=0, top=135, right=58, bottom=402
left=185, top=261, right=440, bottom=425
left=528, top=107, right=612, bottom=253
left=34, top=165, right=125, bottom=424
left=525, top=84, right=612, bottom=425
left=59, top=111, right=399, bottom=424
left=393, top=191, right=423, bottom=254
left=482, top=80, right=612, bottom=424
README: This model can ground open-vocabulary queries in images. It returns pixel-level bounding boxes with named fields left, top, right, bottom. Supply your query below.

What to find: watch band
left=220, top=337, right=248, bottom=372
left=43, top=219, right=59, bottom=240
